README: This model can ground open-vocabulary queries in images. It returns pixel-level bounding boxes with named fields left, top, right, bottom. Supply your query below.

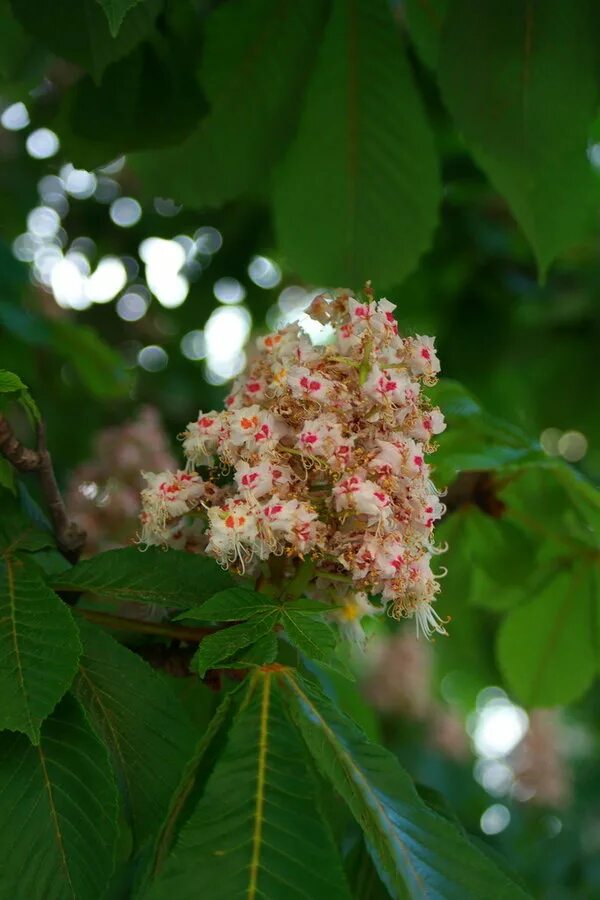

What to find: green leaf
left=225, top=632, right=279, bottom=669
left=147, top=670, right=351, bottom=899
left=0, top=367, right=40, bottom=422
left=95, top=0, right=144, bottom=36
left=50, top=320, right=130, bottom=398
left=10, top=0, right=161, bottom=81
left=0, top=553, right=81, bottom=744
left=131, top=0, right=328, bottom=208
left=0, top=693, right=118, bottom=898
left=281, top=671, right=530, bottom=900
left=0, top=369, right=26, bottom=392
left=463, top=508, right=535, bottom=588
left=496, top=566, right=596, bottom=706
left=53, top=546, right=234, bottom=609
left=63, top=38, right=206, bottom=168
left=194, top=610, right=280, bottom=677
left=434, top=514, right=499, bottom=707
left=0, top=457, right=15, bottom=493
left=438, top=0, right=599, bottom=275
left=72, top=620, right=195, bottom=845
left=182, top=590, right=331, bottom=624
left=403, top=0, right=448, bottom=69
left=282, top=609, right=353, bottom=679
left=150, top=694, right=234, bottom=880
left=273, top=0, right=440, bottom=287
left=431, top=379, right=543, bottom=485
left=182, top=587, right=278, bottom=622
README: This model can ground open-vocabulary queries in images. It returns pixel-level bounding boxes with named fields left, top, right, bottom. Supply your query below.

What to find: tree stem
left=75, top=607, right=217, bottom=642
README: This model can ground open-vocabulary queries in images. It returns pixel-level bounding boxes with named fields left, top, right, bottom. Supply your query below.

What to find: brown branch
left=74, top=607, right=217, bottom=642
left=75, top=608, right=234, bottom=681
left=0, top=413, right=86, bottom=562
left=35, top=423, right=86, bottom=561
left=443, top=470, right=506, bottom=518
left=0, top=414, right=40, bottom=470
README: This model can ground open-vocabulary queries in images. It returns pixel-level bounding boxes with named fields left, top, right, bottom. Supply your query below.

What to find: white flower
left=227, top=405, right=286, bottom=455
left=414, top=601, right=448, bottom=640
left=181, top=412, right=222, bottom=466
left=206, top=501, right=260, bottom=570
left=407, top=335, right=440, bottom=377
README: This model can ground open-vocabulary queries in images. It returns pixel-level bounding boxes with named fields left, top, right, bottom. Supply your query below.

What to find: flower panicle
left=139, top=287, right=447, bottom=639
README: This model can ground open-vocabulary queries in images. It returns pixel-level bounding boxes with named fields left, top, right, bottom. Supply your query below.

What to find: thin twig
left=0, top=413, right=40, bottom=470
left=74, top=607, right=217, bottom=642
left=36, top=423, right=86, bottom=561
left=0, top=413, right=86, bottom=561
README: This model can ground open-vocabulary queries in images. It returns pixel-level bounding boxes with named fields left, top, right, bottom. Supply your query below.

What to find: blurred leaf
left=96, top=0, right=146, bottom=37
left=0, top=458, right=15, bottom=494
left=496, top=565, right=596, bottom=706
left=403, top=0, right=448, bottom=69
left=147, top=670, right=351, bottom=899
left=131, top=0, right=328, bottom=208
left=63, top=39, right=206, bottom=167
left=433, top=513, right=499, bottom=708
left=431, top=380, right=544, bottom=485
left=0, top=370, right=26, bottom=392
left=0, top=0, right=42, bottom=91
left=0, top=694, right=118, bottom=898
left=500, top=464, right=599, bottom=552
left=281, top=671, right=529, bottom=899
left=73, top=620, right=195, bottom=845
left=10, top=0, right=161, bottom=80
left=438, top=0, right=599, bottom=275
left=50, top=320, right=130, bottom=399
left=462, top=507, right=536, bottom=589
left=0, top=553, right=81, bottom=744
left=274, top=0, right=440, bottom=287
left=54, top=546, right=235, bottom=608
left=194, top=610, right=280, bottom=677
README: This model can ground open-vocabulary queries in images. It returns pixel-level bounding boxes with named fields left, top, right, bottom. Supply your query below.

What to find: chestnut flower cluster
left=139, top=287, right=447, bottom=639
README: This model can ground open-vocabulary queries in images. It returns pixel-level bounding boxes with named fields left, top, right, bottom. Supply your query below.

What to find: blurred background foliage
left=1, top=0, right=600, bottom=896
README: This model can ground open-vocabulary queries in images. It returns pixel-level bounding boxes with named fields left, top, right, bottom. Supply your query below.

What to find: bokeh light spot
left=138, top=345, right=168, bottom=372
left=26, top=128, right=60, bottom=159
left=110, top=197, right=142, bottom=228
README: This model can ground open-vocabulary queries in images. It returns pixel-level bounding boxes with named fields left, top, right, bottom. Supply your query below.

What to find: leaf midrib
left=76, top=662, right=135, bottom=833
left=247, top=672, right=271, bottom=900
left=37, top=741, right=77, bottom=898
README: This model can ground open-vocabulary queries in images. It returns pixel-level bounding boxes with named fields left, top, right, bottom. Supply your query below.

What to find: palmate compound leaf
left=496, top=565, right=597, bottom=707
left=438, top=0, right=599, bottom=276
left=280, top=670, right=531, bottom=900
left=184, top=589, right=351, bottom=677
left=72, top=620, right=195, bottom=846
left=146, top=669, right=352, bottom=900
left=53, top=546, right=234, bottom=609
left=0, top=693, right=118, bottom=899
left=0, top=553, right=81, bottom=743
left=130, top=0, right=328, bottom=208
left=273, top=0, right=440, bottom=288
